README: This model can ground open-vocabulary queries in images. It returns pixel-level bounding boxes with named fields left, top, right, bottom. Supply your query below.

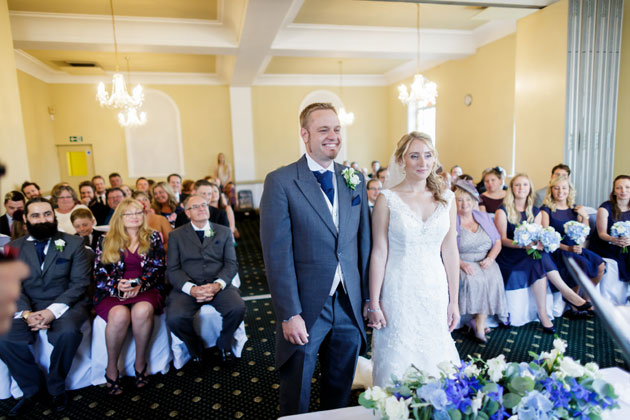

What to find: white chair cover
left=599, top=258, right=630, bottom=305
left=505, top=289, right=560, bottom=327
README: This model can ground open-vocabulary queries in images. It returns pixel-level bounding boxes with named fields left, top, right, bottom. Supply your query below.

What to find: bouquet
left=513, top=222, right=542, bottom=259
left=563, top=220, right=590, bottom=245
left=538, top=227, right=562, bottom=253
left=360, top=338, right=619, bottom=420
left=610, top=221, right=630, bottom=253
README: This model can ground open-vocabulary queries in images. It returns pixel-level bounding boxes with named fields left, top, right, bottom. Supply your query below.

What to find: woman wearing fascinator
left=367, top=131, right=460, bottom=386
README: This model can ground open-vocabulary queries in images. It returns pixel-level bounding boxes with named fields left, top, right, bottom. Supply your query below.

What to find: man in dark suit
left=92, top=188, right=123, bottom=225
left=174, top=180, right=229, bottom=228
left=0, top=198, right=90, bottom=417
left=0, top=191, right=25, bottom=236
left=260, top=103, right=371, bottom=415
left=166, top=195, right=245, bottom=364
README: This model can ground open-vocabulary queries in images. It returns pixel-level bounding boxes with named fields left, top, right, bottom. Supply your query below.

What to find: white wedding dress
left=371, top=188, right=460, bottom=387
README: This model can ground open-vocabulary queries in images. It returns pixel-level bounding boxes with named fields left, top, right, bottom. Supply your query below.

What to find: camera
left=127, top=278, right=140, bottom=287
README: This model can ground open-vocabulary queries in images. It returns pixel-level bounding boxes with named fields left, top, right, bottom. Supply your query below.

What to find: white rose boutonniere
left=341, top=168, right=361, bottom=190
left=204, top=227, right=214, bottom=238
left=54, top=239, right=66, bottom=252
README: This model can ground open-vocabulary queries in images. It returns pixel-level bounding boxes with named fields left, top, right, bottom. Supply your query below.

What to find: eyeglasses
left=186, top=203, right=209, bottom=211
left=122, top=211, right=143, bottom=218
left=57, top=195, right=73, bottom=200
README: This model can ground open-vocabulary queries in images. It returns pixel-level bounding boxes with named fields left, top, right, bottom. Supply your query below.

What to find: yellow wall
left=513, top=0, right=568, bottom=190
left=615, top=8, right=630, bottom=177
left=0, top=0, right=30, bottom=193
left=251, top=86, right=390, bottom=180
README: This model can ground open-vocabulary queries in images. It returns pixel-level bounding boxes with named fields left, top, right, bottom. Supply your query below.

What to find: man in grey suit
left=166, top=195, right=245, bottom=364
left=260, top=103, right=371, bottom=415
left=0, top=198, right=90, bottom=417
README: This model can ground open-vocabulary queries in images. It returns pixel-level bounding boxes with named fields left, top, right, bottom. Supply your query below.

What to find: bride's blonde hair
left=394, top=131, right=446, bottom=205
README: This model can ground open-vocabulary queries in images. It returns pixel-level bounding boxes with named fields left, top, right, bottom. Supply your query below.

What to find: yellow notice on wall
left=66, top=151, right=88, bottom=176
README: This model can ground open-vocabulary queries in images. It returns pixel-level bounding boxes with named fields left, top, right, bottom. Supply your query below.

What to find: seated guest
left=369, top=160, right=380, bottom=179
left=92, top=175, right=107, bottom=205
left=479, top=167, right=507, bottom=214
left=10, top=209, right=27, bottom=240
left=208, top=182, right=239, bottom=239
left=540, top=176, right=605, bottom=307
left=182, top=179, right=195, bottom=197
left=455, top=180, right=507, bottom=342
left=437, top=165, right=452, bottom=189
left=96, top=188, right=125, bottom=225
left=495, top=174, right=590, bottom=333
left=20, top=181, right=41, bottom=200
left=166, top=195, right=245, bottom=364
left=168, top=173, right=185, bottom=204
left=93, top=198, right=166, bottom=394
left=1, top=191, right=25, bottom=236
left=151, top=182, right=183, bottom=228
left=351, top=161, right=360, bottom=172
left=0, top=198, right=90, bottom=416
left=109, top=172, right=123, bottom=189
left=376, top=167, right=389, bottom=186
left=223, top=181, right=238, bottom=210
left=120, top=185, right=133, bottom=198
left=132, top=191, right=172, bottom=249
left=175, top=180, right=229, bottom=228
left=52, top=185, right=88, bottom=234
left=450, top=165, right=463, bottom=184
left=590, top=175, right=630, bottom=283
left=535, top=164, right=571, bottom=208
left=71, top=207, right=102, bottom=252
left=78, top=181, right=96, bottom=206
left=135, top=177, right=150, bottom=194
left=366, top=179, right=382, bottom=213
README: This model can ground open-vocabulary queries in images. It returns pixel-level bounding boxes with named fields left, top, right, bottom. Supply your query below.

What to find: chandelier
left=337, top=60, right=354, bottom=126
left=398, top=4, right=437, bottom=108
left=116, top=57, right=147, bottom=128
left=96, top=0, right=145, bottom=113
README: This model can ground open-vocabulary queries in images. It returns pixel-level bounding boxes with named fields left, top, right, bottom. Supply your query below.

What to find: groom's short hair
left=299, top=103, right=337, bottom=129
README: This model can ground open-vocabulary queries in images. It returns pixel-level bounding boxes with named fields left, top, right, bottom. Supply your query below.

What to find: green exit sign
left=69, top=136, right=83, bottom=143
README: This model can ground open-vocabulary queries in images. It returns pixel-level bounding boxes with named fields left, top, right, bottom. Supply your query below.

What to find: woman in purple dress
left=540, top=176, right=605, bottom=311
left=591, top=175, right=630, bottom=282
left=94, top=198, right=166, bottom=395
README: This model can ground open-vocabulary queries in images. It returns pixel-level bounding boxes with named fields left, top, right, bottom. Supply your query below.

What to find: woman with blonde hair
left=494, top=174, right=590, bottom=332
left=151, top=181, right=183, bottom=228
left=541, top=176, right=605, bottom=311
left=214, top=152, right=232, bottom=187
left=93, top=198, right=166, bottom=395
left=368, top=131, right=460, bottom=385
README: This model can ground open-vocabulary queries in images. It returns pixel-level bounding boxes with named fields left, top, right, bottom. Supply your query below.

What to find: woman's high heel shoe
left=541, top=324, right=556, bottom=334
left=563, top=297, right=592, bottom=312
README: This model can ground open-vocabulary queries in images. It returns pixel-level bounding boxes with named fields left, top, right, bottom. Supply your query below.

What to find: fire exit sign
left=69, top=136, right=83, bottom=143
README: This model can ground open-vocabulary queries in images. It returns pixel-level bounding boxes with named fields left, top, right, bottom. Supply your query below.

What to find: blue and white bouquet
left=359, top=338, right=619, bottom=420
left=513, top=222, right=542, bottom=259
left=538, top=226, right=562, bottom=253
left=610, top=221, right=630, bottom=254
left=563, top=220, right=590, bottom=245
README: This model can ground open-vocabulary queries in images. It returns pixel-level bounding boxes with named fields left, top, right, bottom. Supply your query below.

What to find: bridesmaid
left=590, top=175, right=630, bottom=283
left=479, top=167, right=507, bottom=214
left=540, top=176, right=605, bottom=311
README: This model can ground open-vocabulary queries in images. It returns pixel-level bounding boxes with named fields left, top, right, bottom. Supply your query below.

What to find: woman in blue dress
left=540, top=176, right=605, bottom=310
left=590, top=175, right=630, bottom=282
left=494, top=174, right=591, bottom=332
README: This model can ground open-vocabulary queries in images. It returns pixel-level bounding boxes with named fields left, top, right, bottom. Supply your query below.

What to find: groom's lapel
left=294, top=156, right=337, bottom=236
left=334, top=163, right=351, bottom=238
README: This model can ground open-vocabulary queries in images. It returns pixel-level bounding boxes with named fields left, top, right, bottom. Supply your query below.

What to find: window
left=407, top=103, right=437, bottom=144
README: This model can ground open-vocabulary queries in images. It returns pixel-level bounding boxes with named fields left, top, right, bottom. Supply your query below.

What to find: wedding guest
left=1, top=191, right=25, bottom=236
left=10, top=209, right=28, bottom=240
left=20, top=181, right=41, bottom=200
left=369, top=160, right=380, bottom=179
left=367, top=179, right=382, bottom=213
left=92, top=175, right=107, bottom=205
left=223, top=182, right=239, bottom=209
left=100, top=188, right=125, bottom=225
left=151, top=182, right=183, bottom=228
left=534, top=164, right=571, bottom=208
left=450, top=165, right=463, bottom=183
left=78, top=181, right=96, bottom=206
left=540, top=176, right=605, bottom=306
left=93, top=198, right=166, bottom=395
left=208, top=182, right=239, bottom=239
left=132, top=191, right=172, bottom=250
left=52, top=185, right=89, bottom=234
left=437, top=165, right=452, bottom=189
left=109, top=172, right=123, bottom=189
left=479, top=167, right=507, bottom=213
left=590, top=175, right=630, bottom=282
left=377, top=167, right=389, bottom=186
left=214, top=153, right=232, bottom=187
left=182, top=179, right=195, bottom=196
left=135, top=177, right=150, bottom=194
left=0, top=259, right=27, bottom=335
left=455, top=180, right=507, bottom=342
left=120, top=185, right=133, bottom=198
left=71, top=208, right=102, bottom=252
left=174, top=180, right=229, bottom=229
left=167, top=173, right=184, bottom=203
left=351, top=161, right=360, bottom=172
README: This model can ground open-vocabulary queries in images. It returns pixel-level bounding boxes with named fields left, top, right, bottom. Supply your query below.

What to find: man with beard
left=0, top=197, right=90, bottom=417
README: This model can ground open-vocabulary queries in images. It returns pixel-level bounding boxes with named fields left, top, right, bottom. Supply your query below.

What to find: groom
left=260, top=103, right=371, bottom=415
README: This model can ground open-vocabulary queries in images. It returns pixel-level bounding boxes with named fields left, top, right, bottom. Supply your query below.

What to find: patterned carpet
left=0, top=217, right=626, bottom=419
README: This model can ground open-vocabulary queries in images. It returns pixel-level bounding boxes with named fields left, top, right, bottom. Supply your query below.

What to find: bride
left=367, top=131, right=460, bottom=387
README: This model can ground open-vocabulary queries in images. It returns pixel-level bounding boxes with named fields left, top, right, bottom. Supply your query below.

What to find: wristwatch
left=22, top=310, right=31, bottom=320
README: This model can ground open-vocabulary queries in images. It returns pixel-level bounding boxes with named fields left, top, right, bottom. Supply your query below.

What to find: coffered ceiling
left=8, top=0, right=559, bottom=86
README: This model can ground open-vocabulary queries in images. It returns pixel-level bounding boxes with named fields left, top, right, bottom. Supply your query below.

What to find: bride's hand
left=446, top=302, right=460, bottom=332
left=367, top=304, right=387, bottom=330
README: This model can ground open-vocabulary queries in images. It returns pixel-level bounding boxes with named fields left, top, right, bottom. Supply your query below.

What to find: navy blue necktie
left=34, top=240, right=47, bottom=265
left=312, top=171, right=334, bottom=205
left=195, top=230, right=205, bottom=244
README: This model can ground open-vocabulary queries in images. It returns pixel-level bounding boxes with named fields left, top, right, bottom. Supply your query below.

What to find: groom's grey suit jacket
left=260, top=155, right=371, bottom=368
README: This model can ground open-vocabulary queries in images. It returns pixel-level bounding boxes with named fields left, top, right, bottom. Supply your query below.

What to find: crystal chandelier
left=337, top=60, right=354, bottom=126
left=398, top=4, right=437, bottom=108
left=96, top=0, right=145, bottom=111
left=118, top=106, right=147, bottom=128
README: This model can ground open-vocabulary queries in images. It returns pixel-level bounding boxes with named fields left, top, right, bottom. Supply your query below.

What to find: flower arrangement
left=359, top=338, right=618, bottom=420
left=563, top=221, right=590, bottom=245
left=513, top=222, right=542, bottom=259
left=538, top=227, right=561, bottom=253
left=610, top=221, right=630, bottom=253
left=341, top=167, right=361, bottom=190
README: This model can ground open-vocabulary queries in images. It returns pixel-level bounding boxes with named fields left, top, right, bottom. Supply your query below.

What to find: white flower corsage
left=204, top=227, right=214, bottom=238
left=54, top=239, right=66, bottom=252
left=341, top=168, right=361, bottom=190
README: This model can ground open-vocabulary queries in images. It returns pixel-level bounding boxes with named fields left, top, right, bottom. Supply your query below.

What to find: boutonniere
left=54, top=239, right=66, bottom=252
left=341, top=168, right=361, bottom=190
left=204, top=227, right=214, bottom=238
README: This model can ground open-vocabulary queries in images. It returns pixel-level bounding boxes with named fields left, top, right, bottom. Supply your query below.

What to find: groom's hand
left=282, top=314, right=309, bottom=346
